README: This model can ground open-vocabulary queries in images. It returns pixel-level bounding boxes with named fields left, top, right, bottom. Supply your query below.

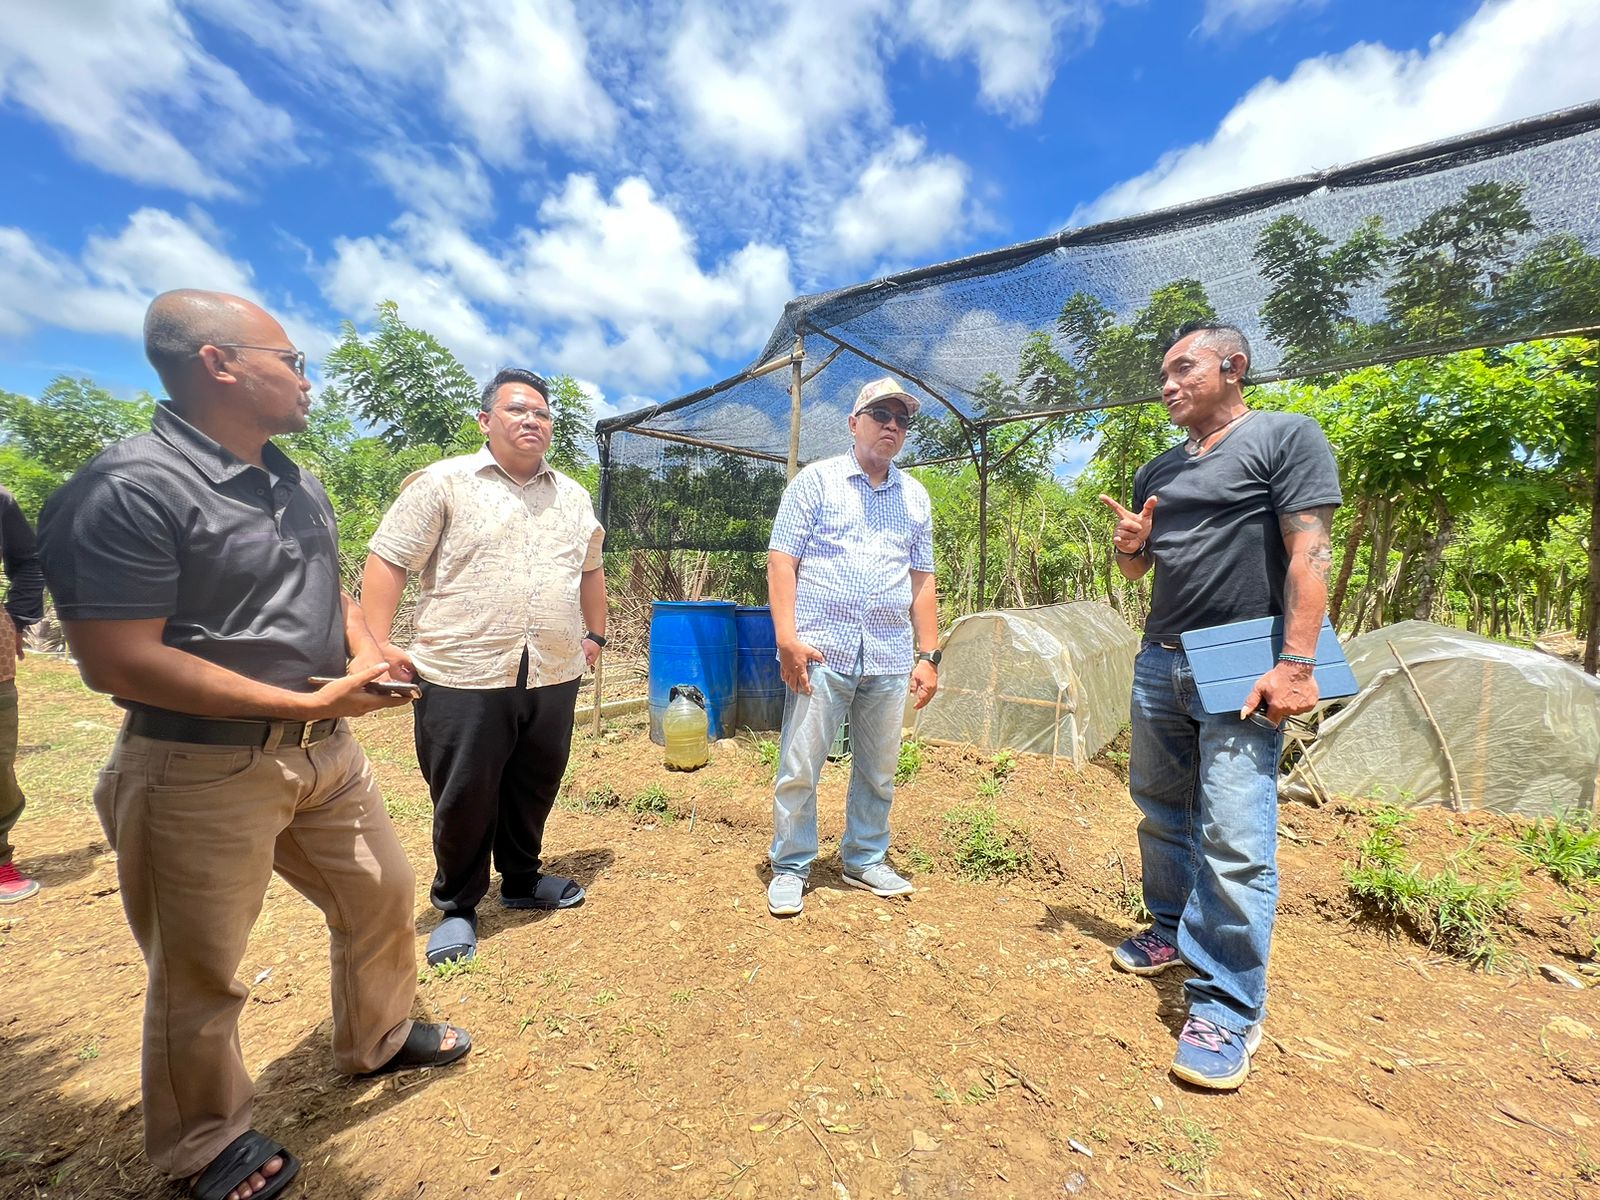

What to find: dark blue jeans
left=1129, top=644, right=1282, bottom=1031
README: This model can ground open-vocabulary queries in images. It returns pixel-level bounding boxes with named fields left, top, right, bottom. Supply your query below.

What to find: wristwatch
left=584, top=630, right=608, bottom=647
left=916, top=649, right=942, bottom=667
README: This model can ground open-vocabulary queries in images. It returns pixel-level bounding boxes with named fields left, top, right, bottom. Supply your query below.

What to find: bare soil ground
left=2, top=656, right=1598, bottom=1200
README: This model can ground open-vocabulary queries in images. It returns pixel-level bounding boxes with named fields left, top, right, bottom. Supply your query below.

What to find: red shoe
left=0, top=861, right=39, bottom=903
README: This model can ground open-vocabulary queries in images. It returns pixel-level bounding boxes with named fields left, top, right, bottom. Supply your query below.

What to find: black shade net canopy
left=597, top=101, right=1600, bottom=557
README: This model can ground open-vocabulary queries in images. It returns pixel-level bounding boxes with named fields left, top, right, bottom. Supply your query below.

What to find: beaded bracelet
left=1278, top=652, right=1317, bottom=665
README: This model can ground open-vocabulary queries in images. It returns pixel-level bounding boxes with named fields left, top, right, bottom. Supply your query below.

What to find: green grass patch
left=1515, top=814, right=1600, bottom=886
left=629, top=783, right=676, bottom=822
left=895, top=739, right=924, bottom=785
left=942, top=802, right=1031, bottom=882
left=1151, top=1117, right=1221, bottom=1187
left=903, top=843, right=934, bottom=874
left=422, top=954, right=484, bottom=984
left=755, top=738, right=780, bottom=779
left=1346, top=807, right=1520, bottom=968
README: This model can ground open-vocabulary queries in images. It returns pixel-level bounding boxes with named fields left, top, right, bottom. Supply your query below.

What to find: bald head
left=144, top=290, right=272, bottom=394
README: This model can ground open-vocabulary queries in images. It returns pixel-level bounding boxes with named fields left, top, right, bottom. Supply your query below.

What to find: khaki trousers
left=93, top=724, right=418, bottom=1178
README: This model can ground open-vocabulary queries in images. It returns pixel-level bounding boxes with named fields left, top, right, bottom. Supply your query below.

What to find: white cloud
left=189, top=0, right=618, bottom=161
left=1076, top=0, right=1600, bottom=225
left=367, top=145, right=495, bottom=224
left=908, top=0, right=1102, bottom=120
left=1197, top=0, right=1327, bottom=38
left=665, top=0, right=893, bottom=164
left=320, top=232, right=530, bottom=377
left=0, top=0, right=296, bottom=197
left=317, top=173, right=796, bottom=394
left=0, top=208, right=256, bottom=339
left=829, top=130, right=971, bottom=267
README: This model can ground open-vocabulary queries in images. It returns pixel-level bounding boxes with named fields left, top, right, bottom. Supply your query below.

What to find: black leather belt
left=1148, top=639, right=1183, bottom=650
left=125, top=709, right=341, bottom=749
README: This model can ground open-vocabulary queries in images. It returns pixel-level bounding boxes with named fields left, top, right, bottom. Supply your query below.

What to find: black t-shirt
left=1133, top=409, right=1342, bottom=643
left=38, top=404, right=347, bottom=700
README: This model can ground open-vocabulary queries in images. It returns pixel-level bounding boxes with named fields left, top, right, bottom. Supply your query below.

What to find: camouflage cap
left=851, top=376, right=920, bottom=417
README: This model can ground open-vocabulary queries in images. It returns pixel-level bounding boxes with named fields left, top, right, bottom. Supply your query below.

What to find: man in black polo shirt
left=38, top=290, right=471, bottom=1200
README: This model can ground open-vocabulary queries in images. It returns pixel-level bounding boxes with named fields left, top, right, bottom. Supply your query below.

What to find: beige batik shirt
left=369, top=447, right=604, bottom=689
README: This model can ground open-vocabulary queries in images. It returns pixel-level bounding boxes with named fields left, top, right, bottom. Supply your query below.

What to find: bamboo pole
left=1388, top=644, right=1465, bottom=812
left=977, top=430, right=990, bottom=610
left=590, top=651, right=604, bottom=736
left=1584, top=348, right=1599, bottom=675
left=786, top=333, right=805, bottom=481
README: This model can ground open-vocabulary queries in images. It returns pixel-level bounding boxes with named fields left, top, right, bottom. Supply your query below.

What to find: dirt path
left=1, top=658, right=1596, bottom=1199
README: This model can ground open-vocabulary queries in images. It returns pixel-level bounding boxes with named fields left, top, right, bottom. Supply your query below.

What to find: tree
left=1383, top=181, right=1534, bottom=343
left=0, top=377, right=153, bottom=475
left=321, top=300, right=481, bottom=450
left=1255, top=215, right=1388, bottom=365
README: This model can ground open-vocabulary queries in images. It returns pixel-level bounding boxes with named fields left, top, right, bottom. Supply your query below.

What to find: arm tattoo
left=1280, top=505, right=1335, bottom=600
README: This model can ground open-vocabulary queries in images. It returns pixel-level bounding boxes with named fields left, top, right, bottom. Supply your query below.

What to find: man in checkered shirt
left=764, top=377, right=941, bottom=917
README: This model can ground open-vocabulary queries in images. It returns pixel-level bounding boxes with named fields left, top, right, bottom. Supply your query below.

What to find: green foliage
left=584, top=783, right=623, bottom=810
left=0, top=378, right=154, bottom=518
left=1149, top=1117, right=1221, bottom=1187
left=755, top=738, right=780, bottom=779
left=895, top=739, right=924, bottom=785
left=1515, top=815, right=1600, bottom=886
left=903, top=844, right=934, bottom=873
left=0, top=377, right=153, bottom=474
left=321, top=300, right=481, bottom=451
left=1383, top=182, right=1534, bottom=343
left=629, top=783, right=675, bottom=820
left=1256, top=214, right=1387, bottom=365
left=1346, top=809, right=1520, bottom=968
left=942, top=803, right=1032, bottom=882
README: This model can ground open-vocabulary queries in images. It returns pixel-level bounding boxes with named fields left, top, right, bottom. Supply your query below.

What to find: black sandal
left=190, top=1130, right=300, bottom=1200
left=363, top=1021, right=472, bottom=1076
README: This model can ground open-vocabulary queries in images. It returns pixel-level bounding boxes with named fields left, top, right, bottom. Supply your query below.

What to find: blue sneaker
left=1170, top=1015, right=1263, bottom=1090
left=1112, top=928, right=1182, bottom=975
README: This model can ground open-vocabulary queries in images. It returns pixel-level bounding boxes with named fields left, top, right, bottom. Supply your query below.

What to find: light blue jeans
left=769, top=663, right=907, bottom=879
left=1129, top=644, right=1282, bottom=1032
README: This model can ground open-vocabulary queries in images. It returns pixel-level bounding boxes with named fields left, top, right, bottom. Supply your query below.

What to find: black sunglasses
left=860, top=406, right=913, bottom=429
left=210, top=343, right=308, bottom=378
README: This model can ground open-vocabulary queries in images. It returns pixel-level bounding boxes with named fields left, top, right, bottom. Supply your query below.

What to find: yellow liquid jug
left=663, top=687, right=709, bottom=771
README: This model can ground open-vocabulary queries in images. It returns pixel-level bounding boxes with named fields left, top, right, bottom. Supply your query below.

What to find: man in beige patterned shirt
left=362, top=369, right=607, bottom=966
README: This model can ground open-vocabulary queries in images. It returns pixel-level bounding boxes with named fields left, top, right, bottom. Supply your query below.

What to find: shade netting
left=599, top=102, right=1600, bottom=552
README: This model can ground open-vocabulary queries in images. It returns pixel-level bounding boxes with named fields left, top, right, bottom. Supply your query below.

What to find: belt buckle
left=283, top=720, right=314, bottom=749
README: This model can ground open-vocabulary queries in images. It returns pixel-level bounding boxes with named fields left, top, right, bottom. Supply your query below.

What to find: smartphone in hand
left=308, top=675, right=422, bottom=698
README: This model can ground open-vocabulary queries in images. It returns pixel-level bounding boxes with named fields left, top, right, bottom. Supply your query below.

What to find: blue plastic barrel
left=648, top=601, right=737, bottom=744
left=735, top=605, right=785, bottom=732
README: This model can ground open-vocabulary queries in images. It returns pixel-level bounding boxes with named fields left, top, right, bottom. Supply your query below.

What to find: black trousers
left=414, top=657, right=581, bottom=914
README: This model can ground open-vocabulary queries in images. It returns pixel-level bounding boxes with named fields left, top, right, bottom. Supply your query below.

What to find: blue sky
left=1, top=0, right=1596, bottom=425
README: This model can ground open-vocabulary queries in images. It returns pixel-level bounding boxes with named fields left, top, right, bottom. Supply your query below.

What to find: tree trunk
left=1410, top=503, right=1456, bottom=621
left=1329, top=497, right=1368, bottom=627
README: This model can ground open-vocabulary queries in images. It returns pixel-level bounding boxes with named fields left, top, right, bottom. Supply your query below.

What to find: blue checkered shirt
left=768, top=450, right=935, bottom=675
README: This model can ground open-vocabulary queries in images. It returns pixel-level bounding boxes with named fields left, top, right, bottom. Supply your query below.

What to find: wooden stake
left=1388, top=644, right=1464, bottom=811
left=786, top=333, right=805, bottom=481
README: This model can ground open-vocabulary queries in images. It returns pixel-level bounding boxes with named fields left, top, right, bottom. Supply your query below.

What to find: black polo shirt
left=38, top=403, right=346, bottom=696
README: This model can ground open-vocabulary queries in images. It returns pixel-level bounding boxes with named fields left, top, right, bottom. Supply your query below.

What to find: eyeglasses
left=209, top=344, right=308, bottom=378
left=497, top=403, right=554, bottom=424
left=860, top=406, right=912, bottom=429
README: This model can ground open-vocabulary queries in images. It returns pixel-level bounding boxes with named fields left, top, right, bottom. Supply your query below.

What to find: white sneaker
left=767, top=872, right=805, bottom=916
left=842, top=862, right=915, bottom=897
